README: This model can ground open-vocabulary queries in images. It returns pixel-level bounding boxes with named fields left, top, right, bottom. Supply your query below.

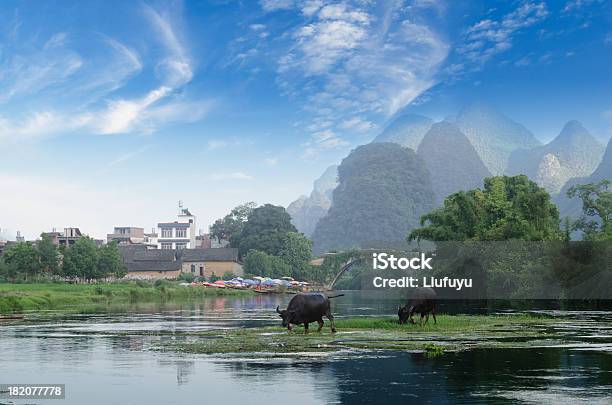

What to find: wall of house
left=205, top=261, right=243, bottom=278
left=181, top=261, right=206, bottom=276
left=181, top=261, right=244, bottom=279
left=123, top=269, right=181, bottom=280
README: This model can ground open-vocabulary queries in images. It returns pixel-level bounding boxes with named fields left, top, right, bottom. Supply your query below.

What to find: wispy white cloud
left=458, top=1, right=548, bottom=68
left=0, top=111, right=91, bottom=141
left=339, top=116, right=374, bottom=132
left=260, top=0, right=295, bottom=12
left=97, top=87, right=172, bottom=135
left=0, top=2, right=208, bottom=141
left=255, top=0, right=449, bottom=156
left=562, top=0, right=602, bottom=13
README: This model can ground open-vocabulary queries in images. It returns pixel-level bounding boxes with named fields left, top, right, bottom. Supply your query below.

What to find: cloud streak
left=457, top=1, right=549, bottom=68
left=255, top=0, right=449, bottom=156
left=0, top=2, right=208, bottom=141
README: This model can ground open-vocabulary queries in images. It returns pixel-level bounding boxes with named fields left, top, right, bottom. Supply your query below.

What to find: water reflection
left=0, top=291, right=610, bottom=404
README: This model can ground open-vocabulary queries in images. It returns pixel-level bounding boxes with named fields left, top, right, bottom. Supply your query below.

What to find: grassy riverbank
left=0, top=282, right=254, bottom=313
left=163, top=314, right=557, bottom=355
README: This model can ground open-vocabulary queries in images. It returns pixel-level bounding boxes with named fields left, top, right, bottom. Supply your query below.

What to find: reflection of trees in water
left=212, top=349, right=612, bottom=403
left=437, top=348, right=612, bottom=402
left=328, top=354, right=454, bottom=404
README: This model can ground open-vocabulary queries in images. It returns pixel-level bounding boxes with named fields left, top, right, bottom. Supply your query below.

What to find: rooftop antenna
left=178, top=200, right=183, bottom=215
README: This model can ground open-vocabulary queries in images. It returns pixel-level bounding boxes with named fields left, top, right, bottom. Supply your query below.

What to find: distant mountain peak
left=554, top=120, right=593, bottom=144
left=455, top=103, right=540, bottom=175
left=286, top=165, right=338, bottom=237
left=418, top=121, right=491, bottom=205
left=508, top=121, right=604, bottom=194
left=373, top=113, right=433, bottom=150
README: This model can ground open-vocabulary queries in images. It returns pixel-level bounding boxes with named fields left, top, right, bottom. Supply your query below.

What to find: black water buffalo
left=398, top=287, right=437, bottom=325
left=276, top=292, right=343, bottom=333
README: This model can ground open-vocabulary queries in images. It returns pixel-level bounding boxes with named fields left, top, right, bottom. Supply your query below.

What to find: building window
left=190, top=264, right=195, bottom=273
left=176, top=228, right=187, bottom=238
left=175, top=243, right=187, bottom=250
left=161, top=242, right=172, bottom=250
left=161, top=228, right=172, bottom=238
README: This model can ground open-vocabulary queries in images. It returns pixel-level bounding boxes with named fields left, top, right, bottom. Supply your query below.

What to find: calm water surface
left=1, top=291, right=611, bottom=404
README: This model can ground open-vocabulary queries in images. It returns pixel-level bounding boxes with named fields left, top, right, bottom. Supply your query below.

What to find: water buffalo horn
left=276, top=305, right=282, bottom=314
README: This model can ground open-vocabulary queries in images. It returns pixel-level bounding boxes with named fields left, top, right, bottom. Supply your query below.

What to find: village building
left=157, top=202, right=197, bottom=250
left=119, top=246, right=243, bottom=280
left=120, top=246, right=182, bottom=280
left=106, top=227, right=158, bottom=249
left=107, top=227, right=145, bottom=245
left=180, top=248, right=243, bottom=278
left=42, top=227, right=86, bottom=247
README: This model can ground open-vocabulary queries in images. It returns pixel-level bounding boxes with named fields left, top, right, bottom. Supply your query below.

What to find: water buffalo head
left=397, top=305, right=413, bottom=324
left=276, top=305, right=294, bottom=327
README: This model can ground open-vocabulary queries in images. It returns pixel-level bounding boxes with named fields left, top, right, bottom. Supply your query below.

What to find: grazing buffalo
left=398, top=287, right=437, bottom=325
left=276, top=292, right=344, bottom=333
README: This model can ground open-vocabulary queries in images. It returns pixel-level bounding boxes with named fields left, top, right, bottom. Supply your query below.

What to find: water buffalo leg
left=420, top=313, right=425, bottom=326
left=317, top=319, right=324, bottom=332
left=432, top=306, right=437, bottom=324
left=304, top=322, right=309, bottom=334
left=424, top=313, right=430, bottom=325
left=287, top=323, right=293, bottom=333
left=326, top=311, right=337, bottom=333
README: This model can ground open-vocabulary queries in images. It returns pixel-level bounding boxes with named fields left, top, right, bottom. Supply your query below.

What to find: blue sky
left=0, top=0, right=611, bottom=240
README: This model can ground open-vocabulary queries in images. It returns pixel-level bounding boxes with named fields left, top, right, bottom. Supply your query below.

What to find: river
left=1, top=291, right=611, bottom=404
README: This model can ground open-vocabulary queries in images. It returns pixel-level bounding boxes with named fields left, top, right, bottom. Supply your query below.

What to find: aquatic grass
left=334, top=314, right=549, bottom=332
left=160, top=314, right=557, bottom=355
left=0, top=282, right=255, bottom=314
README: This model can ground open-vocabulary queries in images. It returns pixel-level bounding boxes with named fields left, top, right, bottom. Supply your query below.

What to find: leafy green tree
left=243, top=249, right=291, bottom=278
left=567, top=180, right=612, bottom=240
left=243, top=250, right=270, bottom=277
left=62, top=237, right=99, bottom=280
left=268, top=255, right=292, bottom=278
left=210, top=202, right=256, bottom=245
left=409, top=175, right=562, bottom=242
left=37, top=234, right=59, bottom=275
left=3, top=242, right=41, bottom=281
left=0, top=258, right=11, bottom=281
left=98, top=242, right=126, bottom=279
left=237, top=204, right=297, bottom=257
left=279, top=232, right=312, bottom=279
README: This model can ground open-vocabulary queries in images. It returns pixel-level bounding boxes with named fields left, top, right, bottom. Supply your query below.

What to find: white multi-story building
left=157, top=202, right=196, bottom=250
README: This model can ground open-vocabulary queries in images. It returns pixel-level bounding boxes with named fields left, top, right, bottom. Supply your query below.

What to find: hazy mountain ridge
left=311, top=143, right=435, bottom=254
left=372, top=113, right=434, bottom=150
left=507, top=121, right=604, bottom=194
left=286, top=165, right=338, bottom=237
left=455, top=103, right=541, bottom=176
left=289, top=104, right=609, bottom=249
left=417, top=121, right=492, bottom=205
left=556, top=137, right=612, bottom=219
